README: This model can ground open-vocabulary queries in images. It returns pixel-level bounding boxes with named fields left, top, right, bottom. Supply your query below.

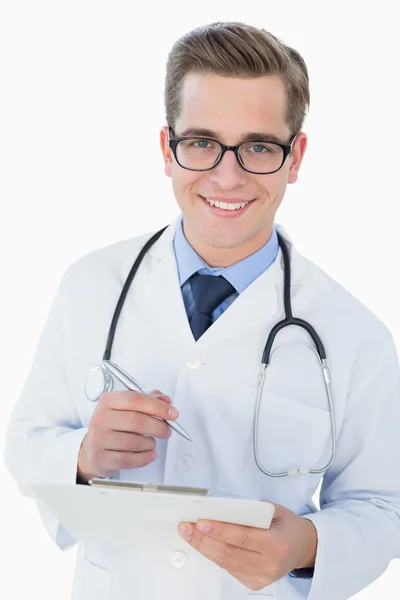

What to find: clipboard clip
left=88, top=478, right=210, bottom=496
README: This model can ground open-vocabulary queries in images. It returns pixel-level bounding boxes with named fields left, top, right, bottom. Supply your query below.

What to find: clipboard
left=32, top=479, right=275, bottom=549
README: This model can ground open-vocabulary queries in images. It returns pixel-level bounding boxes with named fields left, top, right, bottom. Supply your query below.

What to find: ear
left=287, top=132, right=307, bottom=185
left=160, top=126, right=173, bottom=178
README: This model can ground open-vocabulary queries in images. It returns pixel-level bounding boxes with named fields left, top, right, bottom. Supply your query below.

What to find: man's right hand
left=77, top=389, right=179, bottom=483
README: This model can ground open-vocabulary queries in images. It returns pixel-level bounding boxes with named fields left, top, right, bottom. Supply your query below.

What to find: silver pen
left=102, top=360, right=192, bottom=442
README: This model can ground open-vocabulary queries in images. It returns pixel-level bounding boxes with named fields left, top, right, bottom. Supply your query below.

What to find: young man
left=4, top=21, right=400, bottom=600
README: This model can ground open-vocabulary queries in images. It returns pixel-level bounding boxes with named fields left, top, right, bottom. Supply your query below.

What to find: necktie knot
left=189, top=274, right=236, bottom=340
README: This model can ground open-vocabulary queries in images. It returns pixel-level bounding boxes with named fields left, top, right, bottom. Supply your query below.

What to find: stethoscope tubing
left=92, top=224, right=336, bottom=478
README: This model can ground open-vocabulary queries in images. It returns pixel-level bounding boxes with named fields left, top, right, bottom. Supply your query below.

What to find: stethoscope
left=85, top=225, right=337, bottom=478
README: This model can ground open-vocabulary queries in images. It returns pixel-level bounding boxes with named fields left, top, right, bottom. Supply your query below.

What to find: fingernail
left=168, top=406, right=179, bottom=418
left=196, top=520, right=211, bottom=533
left=152, top=451, right=158, bottom=460
left=178, top=524, right=193, bottom=541
left=166, top=428, right=172, bottom=439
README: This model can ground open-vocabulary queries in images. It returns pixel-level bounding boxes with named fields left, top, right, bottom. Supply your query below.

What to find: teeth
left=205, top=198, right=249, bottom=210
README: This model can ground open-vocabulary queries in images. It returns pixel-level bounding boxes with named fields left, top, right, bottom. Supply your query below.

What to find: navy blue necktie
left=189, top=274, right=236, bottom=341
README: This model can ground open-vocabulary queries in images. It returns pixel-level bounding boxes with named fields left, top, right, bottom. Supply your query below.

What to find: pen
left=102, top=360, right=192, bottom=442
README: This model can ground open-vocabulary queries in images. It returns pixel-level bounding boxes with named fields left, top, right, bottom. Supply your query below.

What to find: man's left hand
left=178, top=502, right=317, bottom=592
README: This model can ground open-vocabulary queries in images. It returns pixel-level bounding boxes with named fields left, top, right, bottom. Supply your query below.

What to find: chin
left=203, top=229, right=251, bottom=250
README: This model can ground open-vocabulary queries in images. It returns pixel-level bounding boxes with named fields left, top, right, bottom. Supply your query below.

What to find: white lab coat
left=4, top=215, right=400, bottom=600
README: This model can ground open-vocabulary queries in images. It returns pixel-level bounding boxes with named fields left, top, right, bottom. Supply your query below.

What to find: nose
left=207, top=148, right=248, bottom=190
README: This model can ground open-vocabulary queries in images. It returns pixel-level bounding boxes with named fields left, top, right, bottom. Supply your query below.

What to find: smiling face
left=160, top=73, right=307, bottom=267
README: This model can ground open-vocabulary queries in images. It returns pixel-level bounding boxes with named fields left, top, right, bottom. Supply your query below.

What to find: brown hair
left=164, top=21, right=310, bottom=138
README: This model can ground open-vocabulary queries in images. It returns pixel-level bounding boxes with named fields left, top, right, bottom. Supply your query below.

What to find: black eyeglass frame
left=168, top=126, right=297, bottom=175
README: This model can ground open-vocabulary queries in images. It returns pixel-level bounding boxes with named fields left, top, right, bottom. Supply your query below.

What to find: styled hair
left=164, top=21, right=310, bottom=138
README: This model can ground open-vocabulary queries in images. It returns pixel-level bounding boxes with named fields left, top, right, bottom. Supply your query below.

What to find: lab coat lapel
left=139, top=217, right=308, bottom=350
left=139, top=216, right=195, bottom=350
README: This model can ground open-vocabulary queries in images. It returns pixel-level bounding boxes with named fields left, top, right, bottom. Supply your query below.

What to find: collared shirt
left=173, top=214, right=279, bottom=322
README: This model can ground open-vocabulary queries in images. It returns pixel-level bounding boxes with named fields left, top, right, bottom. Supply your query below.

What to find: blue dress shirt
left=173, top=215, right=279, bottom=322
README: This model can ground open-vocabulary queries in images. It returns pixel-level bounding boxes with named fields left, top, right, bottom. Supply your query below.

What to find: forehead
left=176, top=72, right=289, bottom=140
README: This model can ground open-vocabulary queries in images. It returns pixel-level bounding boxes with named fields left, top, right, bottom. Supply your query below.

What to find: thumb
left=262, top=500, right=288, bottom=520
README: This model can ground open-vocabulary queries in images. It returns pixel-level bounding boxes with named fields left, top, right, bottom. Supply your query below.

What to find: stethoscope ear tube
left=263, top=232, right=326, bottom=366
left=262, top=317, right=326, bottom=365
left=102, top=226, right=169, bottom=362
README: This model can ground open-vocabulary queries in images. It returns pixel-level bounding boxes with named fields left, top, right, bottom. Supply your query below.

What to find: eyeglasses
left=168, top=127, right=296, bottom=175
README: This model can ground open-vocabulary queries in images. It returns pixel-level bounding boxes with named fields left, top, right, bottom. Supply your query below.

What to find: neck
left=183, top=222, right=274, bottom=268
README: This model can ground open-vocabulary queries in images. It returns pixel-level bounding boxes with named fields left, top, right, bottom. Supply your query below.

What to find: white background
left=1, top=1, right=399, bottom=598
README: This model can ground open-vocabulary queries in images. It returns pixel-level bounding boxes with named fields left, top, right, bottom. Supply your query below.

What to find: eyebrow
left=177, top=127, right=286, bottom=144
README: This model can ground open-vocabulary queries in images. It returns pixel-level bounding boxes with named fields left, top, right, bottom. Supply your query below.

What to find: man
left=4, top=21, right=400, bottom=600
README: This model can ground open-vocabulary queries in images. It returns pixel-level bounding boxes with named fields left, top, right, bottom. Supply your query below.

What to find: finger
left=216, top=557, right=269, bottom=592
left=149, top=389, right=172, bottom=404
left=105, top=391, right=178, bottom=420
left=107, top=410, right=172, bottom=439
left=102, top=449, right=158, bottom=471
left=101, top=431, right=157, bottom=453
left=178, top=525, right=265, bottom=571
left=193, top=520, right=268, bottom=553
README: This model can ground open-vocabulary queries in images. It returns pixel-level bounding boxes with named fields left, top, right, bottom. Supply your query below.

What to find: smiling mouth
left=199, top=195, right=254, bottom=215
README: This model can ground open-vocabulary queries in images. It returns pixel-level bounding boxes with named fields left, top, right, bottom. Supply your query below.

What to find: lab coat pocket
left=78, top=544, right=111, bottom=599
left=216, top=383, right=332, bottom=510
left=84, top=544, right=110, bottom=570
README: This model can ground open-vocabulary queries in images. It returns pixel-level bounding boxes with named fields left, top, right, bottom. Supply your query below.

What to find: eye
left=180, top=138, right=216, bottom=150
left=193, top=139, right=212, bottom=148
left=241, top=142, right=280, bottom=155
left=249, top=144, right=270, bottom=153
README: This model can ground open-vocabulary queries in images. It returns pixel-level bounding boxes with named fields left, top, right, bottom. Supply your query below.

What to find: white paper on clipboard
left=32, top=480, right=275, bottom=549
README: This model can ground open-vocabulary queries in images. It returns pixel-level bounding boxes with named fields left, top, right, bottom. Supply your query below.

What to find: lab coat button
left=177, top=455, right=194, bottom=471
left=186, top=356, right=202, bottom=369
left=170, top=551, right=186, bottom=568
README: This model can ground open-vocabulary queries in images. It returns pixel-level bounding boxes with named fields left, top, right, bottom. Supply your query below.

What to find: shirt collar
left=173, top=214, right=279, bottom=293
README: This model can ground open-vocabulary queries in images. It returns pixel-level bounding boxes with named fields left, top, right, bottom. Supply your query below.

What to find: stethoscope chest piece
left=85, top=365, right=114, bottom=402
